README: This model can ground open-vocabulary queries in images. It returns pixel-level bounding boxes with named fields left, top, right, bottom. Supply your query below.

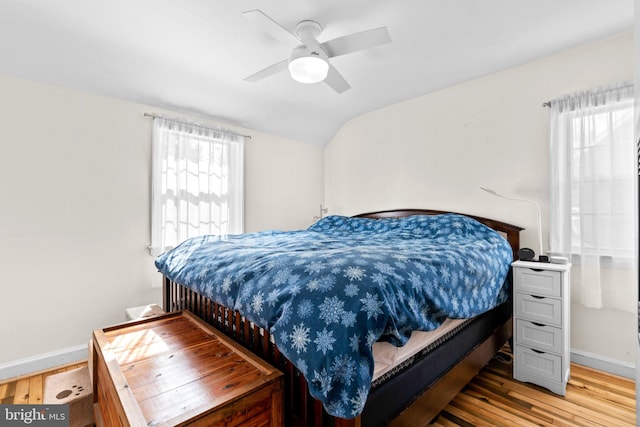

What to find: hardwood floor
left=431, top=349, right=636, bottom=427
left=0, top=361, right=86, bottom=406
left=0, top=349, right=635, bottom=426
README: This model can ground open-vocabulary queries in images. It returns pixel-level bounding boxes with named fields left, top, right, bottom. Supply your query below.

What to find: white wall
left=0, top=75, right=323, bottom=366
left=324, top=32, right=636, bottom=368
left=245, top=131, right=324, bottom=233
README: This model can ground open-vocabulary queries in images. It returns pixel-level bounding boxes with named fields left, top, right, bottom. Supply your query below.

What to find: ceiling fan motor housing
left=289, top=21, right=329, bottom=84
left=295, top=20, right=322, bottom=43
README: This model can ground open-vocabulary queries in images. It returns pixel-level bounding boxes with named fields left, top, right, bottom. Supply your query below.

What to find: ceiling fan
left=243, top=10, right=391, bottom=93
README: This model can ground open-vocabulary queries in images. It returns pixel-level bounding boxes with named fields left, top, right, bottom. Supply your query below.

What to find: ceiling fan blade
left=324, top=65, right=351, bottom=93
left=244, top=59, right=289, bottom=82
left=321, top=27, right=391, bottom=58
left=242, top=9, right=300, bottom=45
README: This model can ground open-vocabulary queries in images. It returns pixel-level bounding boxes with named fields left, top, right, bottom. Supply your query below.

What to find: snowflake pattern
left=318, top=296, right=346, bottom=325
left=344, top=283, right=359, bottom=297
left=251, top=292, right=264, bottom=314
left=344, top=266, right=366, bottom=281
left=349, top=387, right=369, bottom=417
left=297, top=299, right=314, bottom=318
left=155, top=213, right=512, bottom=420
left=312, top=367, right=333, bottom=397
left=331, top=354, right=357, bottom=386
left=360, top=292, right=384, bottom=320
left=289, top=323, right=311, bottom=354
left=341, top=311, right=357, bottom=328
left=314, top=327, right=337, bottom=355
left=221, top=276, right=233, bottom=293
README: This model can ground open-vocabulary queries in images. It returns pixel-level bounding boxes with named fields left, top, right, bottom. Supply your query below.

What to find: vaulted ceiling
left=0, top=1, right=633, bottom=146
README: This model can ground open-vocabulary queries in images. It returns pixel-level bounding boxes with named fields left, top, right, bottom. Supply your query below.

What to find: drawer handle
left=528, top=268, right=545, bottom=272
left=531, top=295, right=545, bottom=299
left=532, top=349, right=545, bottom=354
left=531, top=322, right=546, bottom=327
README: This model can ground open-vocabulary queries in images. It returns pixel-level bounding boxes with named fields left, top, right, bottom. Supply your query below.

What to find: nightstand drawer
left=515, top=319, right=562, bottom=354
left=514, top=293, right=562, bottom=326
left=514, top=345, right=562, bottom=382
left=514, top=267, right=562, bottom=297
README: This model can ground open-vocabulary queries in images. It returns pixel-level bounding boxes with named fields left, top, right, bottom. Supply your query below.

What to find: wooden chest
left=91, top=311, right=283, bottom=426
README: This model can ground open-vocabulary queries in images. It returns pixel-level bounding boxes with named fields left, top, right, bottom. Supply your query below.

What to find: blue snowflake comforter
left=154, top=213, right=512, bottom=419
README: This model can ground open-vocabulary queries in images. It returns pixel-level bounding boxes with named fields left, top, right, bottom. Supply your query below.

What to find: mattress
left=372, top=317, right=469, bottom=381
left=362, top=301, right=511, bottom=426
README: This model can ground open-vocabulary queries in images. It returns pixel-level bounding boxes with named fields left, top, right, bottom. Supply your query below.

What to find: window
left=549, top=82, right=635, bottom=308
left=566, top=100, right=635, bottom=259
left=150, top=117, right=244, bottom=256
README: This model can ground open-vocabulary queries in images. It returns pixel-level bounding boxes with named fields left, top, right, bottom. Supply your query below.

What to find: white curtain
left=150, top=117, right=244, bottom=256
left=549, top=82, right=635, bottom=308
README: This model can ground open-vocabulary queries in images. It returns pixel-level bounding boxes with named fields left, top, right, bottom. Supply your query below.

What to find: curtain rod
left=541, top=82, right=633, bottom=108
left=144, top=112, right=252, bottom=139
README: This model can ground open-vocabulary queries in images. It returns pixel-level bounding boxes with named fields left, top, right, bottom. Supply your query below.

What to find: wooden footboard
left=163, top=276, right=348, bottom=427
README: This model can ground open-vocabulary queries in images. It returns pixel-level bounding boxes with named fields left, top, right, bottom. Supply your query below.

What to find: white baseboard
left=0, top=344, right=88, bottom=381
left=571, top=348, right=636, bottom=379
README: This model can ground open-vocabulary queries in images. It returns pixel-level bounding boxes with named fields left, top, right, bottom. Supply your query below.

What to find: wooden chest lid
left=93, top=310, right=282, bottom=426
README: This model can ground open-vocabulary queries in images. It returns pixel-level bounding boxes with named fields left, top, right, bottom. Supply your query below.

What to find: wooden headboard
left=353, top=208, right=523, bottom=260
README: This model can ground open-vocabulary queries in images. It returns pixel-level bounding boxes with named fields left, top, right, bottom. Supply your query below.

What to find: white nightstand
left=512, top=260, right=571, bottom=395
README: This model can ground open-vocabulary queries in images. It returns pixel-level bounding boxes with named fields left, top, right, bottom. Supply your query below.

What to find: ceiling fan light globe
left=288, top=56, right=329, bottom=84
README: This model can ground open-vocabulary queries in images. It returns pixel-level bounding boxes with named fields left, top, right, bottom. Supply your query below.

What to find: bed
left=158, top=209, right=522, bottom=427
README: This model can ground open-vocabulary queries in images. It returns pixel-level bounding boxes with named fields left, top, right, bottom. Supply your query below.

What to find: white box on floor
left=124, top=303, right=164, bottom=320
